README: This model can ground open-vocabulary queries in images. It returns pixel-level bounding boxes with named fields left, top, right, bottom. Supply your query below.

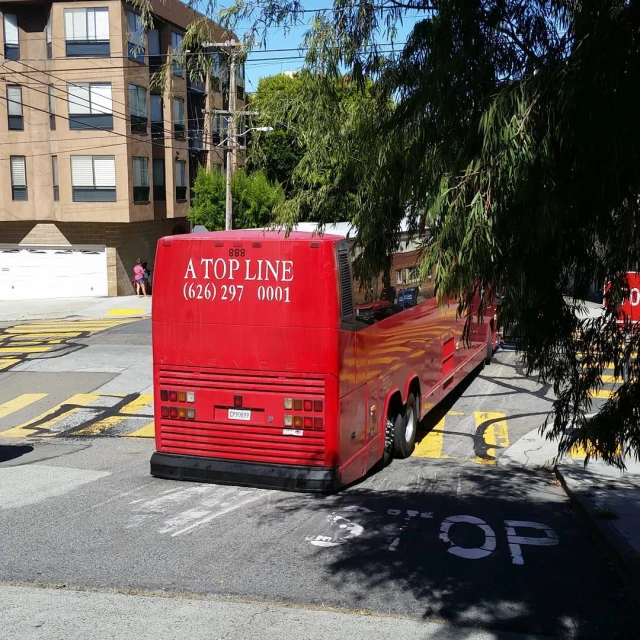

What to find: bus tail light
left=177, top=391, right=186, bottom=402
left=178, top=408, right=187, bottom=419
left=234, top=395, right=243, bottom=408
left=293, top=399, right=303, bottom=411
left=187, top=408, right=196, bottom=420
left=186, top=391, right=195, bottom=403
left=303, top=416, right=313, bottom=428
left=160, top=390, right=168, bottom=401
left=169, top=391, right=177, bottom=402
left=284, top=398, right=293, bottom=410
left=303, top=400, right=313, bottom=411
left=314, top=400, right=323, bottom=412
left=161, top=406, right=169, bottom=418
left=314, top=417, right=323, bottom=429
left=293, top=416, right=303, bottom=428
left=169, top=407, right=178, bottom=419
left=284, top=415, right=293, bottom=426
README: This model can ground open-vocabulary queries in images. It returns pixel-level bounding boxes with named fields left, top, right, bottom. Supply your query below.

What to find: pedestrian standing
left=133, top=258, right=148, bottom=298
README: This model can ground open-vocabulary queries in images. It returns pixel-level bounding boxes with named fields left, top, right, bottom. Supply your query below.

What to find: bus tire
left=392, top=393, right=417, bottom=458
left=485, top=328, right=493, bottom=365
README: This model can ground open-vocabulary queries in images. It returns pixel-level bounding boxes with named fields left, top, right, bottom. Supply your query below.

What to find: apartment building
left=0, top=0, right=244, bottom=298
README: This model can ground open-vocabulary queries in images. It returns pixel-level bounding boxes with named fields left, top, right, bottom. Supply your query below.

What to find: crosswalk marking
left=589, top=389, right=613, bottom=399
left=0, top=346, right=53, bottom=354
left=1, top=393, right=100, bottom=438
left=413, top=417, right=445, bottom=458
left=0, top=393, right=48, bottom=420
left=475, top=412, right=509, bottom=465
left=124, top=422, right=156, bottom=438
left=601, top=374, right=622, bottom=384
left=72, top=394, right=153, bottom=436
left=0, top=359, right=19, bottom=371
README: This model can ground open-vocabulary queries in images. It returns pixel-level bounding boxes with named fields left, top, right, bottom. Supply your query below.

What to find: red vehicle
left=604, top=272, right=640, bottom=325
left=150, top=230, right=496, bottom=492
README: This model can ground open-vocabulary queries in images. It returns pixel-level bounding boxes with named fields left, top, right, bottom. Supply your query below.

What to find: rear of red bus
left=149, top=230, right=344, bottom=491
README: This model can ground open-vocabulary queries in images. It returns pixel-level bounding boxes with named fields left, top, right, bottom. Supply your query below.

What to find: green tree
left=187, top=166, right=226, bottom=231
left=247, top=74, right=305, bottom=192
left=216, top=0, right=640, bottom=465
left=187, top=166, right=283, bottom=231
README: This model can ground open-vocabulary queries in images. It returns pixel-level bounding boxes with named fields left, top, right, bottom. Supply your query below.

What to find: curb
left=554, top=464, right=640, bottom=610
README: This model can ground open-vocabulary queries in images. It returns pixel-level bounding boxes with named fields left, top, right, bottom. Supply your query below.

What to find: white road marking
left=439, top=515, right=497, bottom=560
left=505, top=520, right=559, bottom=565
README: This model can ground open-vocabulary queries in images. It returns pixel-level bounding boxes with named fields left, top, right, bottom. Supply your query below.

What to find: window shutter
left=173, top=98, right=184, bottom=124
left=139, top=158, right=149, bottom=186
left=71, top=156, right=94, bottom=187
left=72, top=10, right=87, bottom=40
left=4, top=14, right=19, bottom=45
left=153, top=159, right=165, bottom=186
left=133, top=158, right=141, bottom=187
left=68, top=83, right=90, bottom=114
left=10, top=157, right=26, bottom=186
left=91, top=84, right=112, bottom=114
left=148, top=30, right=160, bottom=55
left=337, top=250, right=354, bottom=322
left=127, top=11, right=135, bottom=42
left=175, top=160, right=186, bottom=187
left=52, top=156, right=59, bottom=186
left=150, top=95, right=162, bottom=121
left=48, top=85, right=55, bottom=114
left=94, top=9, right=109, bottom=40
left=64, top=10, right=74, bottom=39
left=7, top=86, right=22, bottom=116
left=94, top=156, right=116, bottom=187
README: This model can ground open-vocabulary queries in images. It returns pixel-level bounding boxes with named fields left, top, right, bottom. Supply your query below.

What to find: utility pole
left=225, top=46, right=237, bottom=231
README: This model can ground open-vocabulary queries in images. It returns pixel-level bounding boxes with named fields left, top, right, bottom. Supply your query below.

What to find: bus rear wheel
left=392, top=393, right=417, bottom=459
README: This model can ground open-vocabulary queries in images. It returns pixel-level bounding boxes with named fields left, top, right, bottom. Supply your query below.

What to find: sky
left=205, top=1, right=427, bottom=92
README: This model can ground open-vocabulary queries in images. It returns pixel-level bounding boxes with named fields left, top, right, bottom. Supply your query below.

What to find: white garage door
left=0, top=247, right=108, bottom=300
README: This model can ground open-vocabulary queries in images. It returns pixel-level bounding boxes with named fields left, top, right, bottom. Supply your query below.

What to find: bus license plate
left=228, top=408, right=251, bottom=421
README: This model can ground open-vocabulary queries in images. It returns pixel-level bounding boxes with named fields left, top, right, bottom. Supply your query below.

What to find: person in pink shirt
left=133, top=258, right=148, bottom=297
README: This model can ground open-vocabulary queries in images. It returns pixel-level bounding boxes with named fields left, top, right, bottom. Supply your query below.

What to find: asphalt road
left=0, top=319, right=637, bottom=639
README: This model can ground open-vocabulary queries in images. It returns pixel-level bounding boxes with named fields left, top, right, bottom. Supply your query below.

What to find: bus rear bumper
left=150, top=452, right=341, bottom=493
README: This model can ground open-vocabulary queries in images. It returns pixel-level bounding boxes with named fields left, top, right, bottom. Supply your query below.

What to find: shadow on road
left=0, top=444, right=34, bottom=463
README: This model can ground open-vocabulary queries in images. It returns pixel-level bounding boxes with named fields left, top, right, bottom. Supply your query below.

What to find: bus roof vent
left=338, top=250, right=354, bottom=323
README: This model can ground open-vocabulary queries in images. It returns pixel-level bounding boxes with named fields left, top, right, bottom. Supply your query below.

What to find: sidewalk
left=0, top=296, right=151, bottom=323
left=500, top=430, right=640, bottom=605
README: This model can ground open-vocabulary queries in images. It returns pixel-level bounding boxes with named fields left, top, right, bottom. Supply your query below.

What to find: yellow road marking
left=72, top=394, right=153, bottom=436
left=0, top=359, right=19, bottom=371
left=589, top=389, right=613, bottom=399
left=448, top=410, right=465, bottom=416
left=1, top=394, right=100, bottom=438
left=413, top=417, right=445, bottom=458
left=475, top=412, right=509, bottom=465
left=601, top=374, right=622, bottom=384
left=0, top=346, right=53, bottom=354
left=0, top=393, right=48, bottom=420
left=124, top=422, right=156, bottom=438
left=0, top=340, right=63, bottom=346
left=106, top=309, right=145, bottom=316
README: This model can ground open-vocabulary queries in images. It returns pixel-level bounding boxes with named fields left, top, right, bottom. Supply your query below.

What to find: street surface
left=0, top=318, right=637, bottom=639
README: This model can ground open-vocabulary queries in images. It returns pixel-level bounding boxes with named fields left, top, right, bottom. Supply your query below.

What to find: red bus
left=150, top=230, right=496, bottom=492
left=603, top=272, right=640, bottom=325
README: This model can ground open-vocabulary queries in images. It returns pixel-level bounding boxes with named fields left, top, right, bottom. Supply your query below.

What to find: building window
left=210, top=52, right=221, bottom=87
left=406, top=267, right=419, bottom=283
left=129, top=84, right=147, bottom=133
left=46, top=12, right=52, bottom=58
left=153, top=159, right=165, bottom=201
left=396, top=269, right=403, bottom=285
left=67, top=82, right=113, bottom=130
left=150, top=94, right=163, bottom=138
left=173, top=97, right=185, bottom=139
left=236, top=64, right=245, bottom=100
left=7, top=85, right=23, bottom=130
left=10, top=156, right=27, bottom=201
left=64, top=8, right=110, bottom=57
left=48, top=84, right=56, bottom=130
left=171, top=32, right=183, bottom=76
left=52, top=156, right=59, bottom=201
left=148, top=29, right=161, bottom=69
left=175, top=160, right=187, bottom=201
left=126, top=11, right=144, bottom=63
left=71, top=155, right=116, bottom=202
left=3, top=14, right=19, bottom=60
left=132, top=157, right=149, bottom=203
